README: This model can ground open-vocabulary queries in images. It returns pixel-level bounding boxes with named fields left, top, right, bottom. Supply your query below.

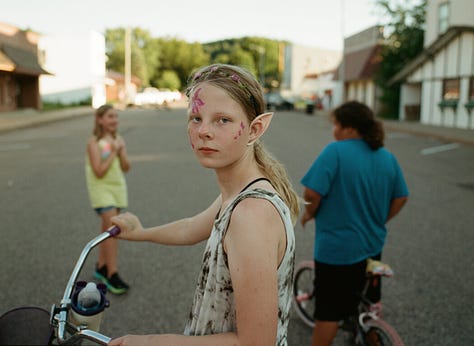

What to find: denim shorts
left=94, top=206, right=117, bottom=215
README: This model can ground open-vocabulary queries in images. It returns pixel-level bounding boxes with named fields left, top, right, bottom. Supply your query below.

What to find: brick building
left=0, top=22, right=49, bottom=111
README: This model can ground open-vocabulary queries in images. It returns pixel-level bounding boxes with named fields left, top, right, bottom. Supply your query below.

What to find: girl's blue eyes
left=189, top=116, right=231, bottom=124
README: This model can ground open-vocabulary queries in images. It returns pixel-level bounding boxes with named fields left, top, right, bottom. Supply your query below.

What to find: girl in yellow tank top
left=85, top=104, right=131, bottom=295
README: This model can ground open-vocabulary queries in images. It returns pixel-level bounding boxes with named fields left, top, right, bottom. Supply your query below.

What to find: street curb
left=383, top=121, right=474, bottom=147
left=0, top=107, right=93, bottom=134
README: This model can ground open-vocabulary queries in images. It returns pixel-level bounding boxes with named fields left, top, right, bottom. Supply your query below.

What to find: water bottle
left=70, top=281, right=107, bottom=331
left=77, top=282, right=101, bottom=311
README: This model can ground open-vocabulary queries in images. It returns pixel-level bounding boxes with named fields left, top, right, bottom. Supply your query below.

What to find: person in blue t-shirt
left=300, top=101, right=409, bottom=346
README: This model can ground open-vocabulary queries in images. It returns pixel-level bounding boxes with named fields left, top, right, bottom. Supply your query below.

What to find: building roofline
left=389, top=26, right=474, bottom=85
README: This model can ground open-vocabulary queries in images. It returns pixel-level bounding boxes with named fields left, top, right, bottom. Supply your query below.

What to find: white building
left=281, top=44, right=341, bottom=102
left=393, top=0, right=474, bottom=129
left=39, top=30, right=106, bottom=109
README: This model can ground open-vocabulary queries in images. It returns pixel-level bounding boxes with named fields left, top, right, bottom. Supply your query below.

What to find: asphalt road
left=0, top=107, right=473, bottom=345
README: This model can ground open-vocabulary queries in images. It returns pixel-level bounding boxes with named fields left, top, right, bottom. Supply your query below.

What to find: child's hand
left=111, top=212, right=143, bottom=240
left=113, top=138, right=122, bottom=151
left=115, top=137, right=126, bottom=154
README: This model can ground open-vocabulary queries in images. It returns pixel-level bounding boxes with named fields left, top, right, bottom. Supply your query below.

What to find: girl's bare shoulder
left=86, top=136, right=99, bottom=148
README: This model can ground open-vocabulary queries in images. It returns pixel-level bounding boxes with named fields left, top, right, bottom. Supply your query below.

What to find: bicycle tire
left=292, top=260, right=315, bottom=328
left=0, top=306, right=53, bottom=346
left=360, top=318, right=404, bottom=346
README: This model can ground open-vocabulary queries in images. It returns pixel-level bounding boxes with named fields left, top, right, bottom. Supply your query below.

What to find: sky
left=2, top=0, right=383, bottom=51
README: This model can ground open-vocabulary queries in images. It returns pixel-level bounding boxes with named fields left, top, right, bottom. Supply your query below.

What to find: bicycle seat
left=366, top=259, right=394, bottom=277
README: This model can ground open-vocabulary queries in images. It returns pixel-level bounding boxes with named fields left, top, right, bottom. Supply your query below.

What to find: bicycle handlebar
left=54, top=225, right=120, bottom=345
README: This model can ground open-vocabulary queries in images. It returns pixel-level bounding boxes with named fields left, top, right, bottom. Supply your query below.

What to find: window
left=469, top=77, right=474, bottom=101
left=466, top=77, right=474, bottom=111
left=438, top=2, right=449, bottom=34
left=442, top=78, right=460, bottom=100
left=439, top=78, right=460, bottom=110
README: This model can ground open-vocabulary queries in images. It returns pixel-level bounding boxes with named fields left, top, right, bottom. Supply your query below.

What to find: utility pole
left=250, top=44, right=266, bottom=87
left=340, top=0, right=346, bottom=103
left=259, top=46, right=265, bottom=87
left=124, top=27, right=132, bottom=105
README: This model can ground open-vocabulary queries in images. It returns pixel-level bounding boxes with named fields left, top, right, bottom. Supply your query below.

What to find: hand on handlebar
left=110, top=212, right=143, bottom=240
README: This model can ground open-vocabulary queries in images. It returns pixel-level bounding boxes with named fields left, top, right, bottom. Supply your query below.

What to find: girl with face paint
left=110, top=64, right=300, bottom=346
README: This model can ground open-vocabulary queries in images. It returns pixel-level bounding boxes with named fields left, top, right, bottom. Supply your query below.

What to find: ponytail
left=254, top=141, right=300, bottom=224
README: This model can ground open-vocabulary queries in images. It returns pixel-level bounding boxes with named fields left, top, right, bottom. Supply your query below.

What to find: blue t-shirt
left=301, top=139, right=409, bottom=265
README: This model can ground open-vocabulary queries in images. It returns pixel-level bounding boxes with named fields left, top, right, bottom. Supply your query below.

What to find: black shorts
left=314, top=259, right=366, bottom=321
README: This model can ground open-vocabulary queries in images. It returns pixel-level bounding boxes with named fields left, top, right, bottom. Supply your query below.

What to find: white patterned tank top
left=183, top=188, right=295, bottom=346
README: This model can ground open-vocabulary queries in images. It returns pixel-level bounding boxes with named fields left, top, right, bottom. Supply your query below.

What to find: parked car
left=160, top=89, right=182, bottom=103
left=134, top=87, right=165, bottom=106
left=264, top=92, right=294, bottom=111
left=134, top=87, right=182, bottom=107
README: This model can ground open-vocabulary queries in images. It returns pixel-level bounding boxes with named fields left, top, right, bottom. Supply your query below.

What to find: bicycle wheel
left=360, top=318, right=404, bottom=346
left=292, top=260, right=315, bottom=328
left=0, top=306, right=53, bottom=346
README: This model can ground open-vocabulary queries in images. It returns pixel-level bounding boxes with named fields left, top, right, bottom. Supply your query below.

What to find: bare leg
left=97, top=208, right=119, bottom=276
left=311, top=321, right=339, bottom=346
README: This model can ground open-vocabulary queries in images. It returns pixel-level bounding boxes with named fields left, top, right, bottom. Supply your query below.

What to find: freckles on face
left=187, top=126, right=195, bottom=149
left=233, top=121, right=246, bottom=140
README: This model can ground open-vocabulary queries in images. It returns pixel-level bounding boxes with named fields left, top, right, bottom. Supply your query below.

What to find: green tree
left=105, top=29, right=286, bottom=93
left=204, top=37, right=284, bottom=89
left=153, top=38, right=209, bottom=90
left=156, top=70, right=181, bottom=90
left=105, top=27, right=160, bottom=87
left=375, top=0, right=426, bottom=118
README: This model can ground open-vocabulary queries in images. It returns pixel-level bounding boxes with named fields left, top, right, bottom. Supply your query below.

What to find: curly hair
left=332, top=101, right=384, bottom=150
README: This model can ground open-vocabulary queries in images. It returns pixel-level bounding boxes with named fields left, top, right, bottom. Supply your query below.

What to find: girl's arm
left=108, top=197, right=283, bottom=346
left=301, top=187, right=322, bottom=227
left=87, top=137, right=118, bottom=178
left=386, top=196, right=408, bottom=223
left=224, top=197, right=283, bottom=345
left=109, top=333, right=239, bottom=346
left=111, top=196, right=221, bottom=246
left=116, top=135, right=131, bottom=172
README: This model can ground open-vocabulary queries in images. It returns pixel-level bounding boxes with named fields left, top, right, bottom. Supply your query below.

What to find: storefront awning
left=0, top=44, right=51, bottom=75
left=0, top=50, right=15, bottom=72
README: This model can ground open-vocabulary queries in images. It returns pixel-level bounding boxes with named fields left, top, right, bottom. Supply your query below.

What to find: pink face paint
left=233, top=122, right=246, bottom=140
left=191, top=87, right=205, bottom=114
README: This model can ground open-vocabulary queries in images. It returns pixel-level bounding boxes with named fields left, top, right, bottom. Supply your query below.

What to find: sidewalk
left=383, top=119, right=474, bottom=146
left=0, top=106, right=94, bottom=134
left=0, top=106, right=473, bottom=146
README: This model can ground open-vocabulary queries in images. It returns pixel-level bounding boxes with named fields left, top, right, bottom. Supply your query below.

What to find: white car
left=134, top=88, right=165, bottom=106
left=161, top=89, right=182, bottom=103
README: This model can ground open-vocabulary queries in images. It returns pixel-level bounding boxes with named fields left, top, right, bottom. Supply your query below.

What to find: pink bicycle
left=293, top=258, right=405, bottom=345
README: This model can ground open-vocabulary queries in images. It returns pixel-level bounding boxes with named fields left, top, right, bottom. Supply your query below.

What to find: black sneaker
left=105, top=272, right=130, bottom=295
left=94, top=264, right=108, bottom=282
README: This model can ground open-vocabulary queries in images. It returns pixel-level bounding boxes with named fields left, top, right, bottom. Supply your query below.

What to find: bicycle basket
left=0, top=306, right=53, bottom=346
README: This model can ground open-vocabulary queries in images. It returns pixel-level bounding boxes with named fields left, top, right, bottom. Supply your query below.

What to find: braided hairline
left=186, top=64, right=261, bottom=116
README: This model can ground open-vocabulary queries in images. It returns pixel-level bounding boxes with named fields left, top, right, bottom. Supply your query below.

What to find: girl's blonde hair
left=93, top=104, right=116, bottom=139
left=186, top=64, right=300, bottom=223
